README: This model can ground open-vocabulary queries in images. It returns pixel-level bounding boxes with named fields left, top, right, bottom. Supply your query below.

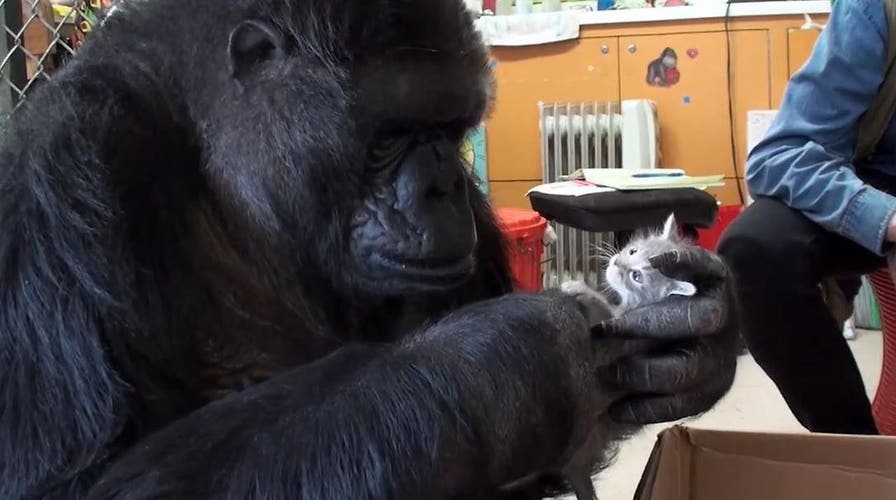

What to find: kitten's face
left=605, top=214, right=696, bottom=310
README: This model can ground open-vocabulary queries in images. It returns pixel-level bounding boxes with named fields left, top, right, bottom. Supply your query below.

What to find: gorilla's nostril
left=423, top=169, right=462, bottom=201
left=394, top=140, right=467, bottom=208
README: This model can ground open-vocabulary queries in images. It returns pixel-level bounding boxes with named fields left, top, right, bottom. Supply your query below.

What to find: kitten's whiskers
left=592, top=241, right=619, bottom=263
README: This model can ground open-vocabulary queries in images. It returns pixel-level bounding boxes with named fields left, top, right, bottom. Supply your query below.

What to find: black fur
left=0, top=1, right=516, bottom=497
left=0, top=0, right=738, bottom=498
left=85, top=293, right=607, bottom=500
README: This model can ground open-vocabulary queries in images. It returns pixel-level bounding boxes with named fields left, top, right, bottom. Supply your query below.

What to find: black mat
left=528, top=188, right=719, bottom=233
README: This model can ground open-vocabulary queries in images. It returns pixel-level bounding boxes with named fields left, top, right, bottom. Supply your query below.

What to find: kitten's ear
left=669, top=279, right=697, bottom=297
left=662, top=213, right=678, bottom=239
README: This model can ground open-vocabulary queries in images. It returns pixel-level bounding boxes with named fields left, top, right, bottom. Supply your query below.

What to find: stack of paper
left=526, top=180, right=615, bottom=197
left=577, top=168, right=725, bottom=191
left=528, top=169, right=726, bottom=198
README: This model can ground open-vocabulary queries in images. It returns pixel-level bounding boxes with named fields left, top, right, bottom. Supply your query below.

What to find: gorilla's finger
left=598, top=338, right=734, bottom=394
left=606, top=367, right=736, bottom=424
left=648, top=247, right=728, bottom=283
left=594, top=291, right=726, bottom=340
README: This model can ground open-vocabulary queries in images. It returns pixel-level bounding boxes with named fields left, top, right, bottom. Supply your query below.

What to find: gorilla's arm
left=87, top=293, right=593, bottom=500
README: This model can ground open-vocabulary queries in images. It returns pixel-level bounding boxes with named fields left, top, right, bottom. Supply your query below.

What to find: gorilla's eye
left=368, top=135, right=415, bottom=171
left=630, top=270, right=643, bottom=283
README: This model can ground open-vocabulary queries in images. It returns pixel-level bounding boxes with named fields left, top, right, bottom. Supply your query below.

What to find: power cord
left=724, top=0, right=747, bottom=204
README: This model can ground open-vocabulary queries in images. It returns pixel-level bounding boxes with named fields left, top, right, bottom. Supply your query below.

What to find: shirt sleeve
left=745, top=0, right=896, bottom=255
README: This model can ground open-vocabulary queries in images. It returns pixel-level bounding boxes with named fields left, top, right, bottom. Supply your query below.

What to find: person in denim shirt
left=719, top=0, right=893, bottom=435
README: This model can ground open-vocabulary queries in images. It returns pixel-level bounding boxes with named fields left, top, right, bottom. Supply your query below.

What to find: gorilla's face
left=351, top=126, right=479, bottom=293
left=212, top=0, right=494, bottom=297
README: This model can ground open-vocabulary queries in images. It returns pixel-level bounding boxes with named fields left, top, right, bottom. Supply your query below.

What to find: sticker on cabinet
left=646, top=47, right=680, bottom=88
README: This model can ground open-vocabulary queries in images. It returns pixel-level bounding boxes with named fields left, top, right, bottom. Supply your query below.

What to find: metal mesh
left=0, top=0, right=115, bottom=115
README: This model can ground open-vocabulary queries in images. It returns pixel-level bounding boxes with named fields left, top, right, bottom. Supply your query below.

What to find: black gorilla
left=0, top=0, right=738, bottom=498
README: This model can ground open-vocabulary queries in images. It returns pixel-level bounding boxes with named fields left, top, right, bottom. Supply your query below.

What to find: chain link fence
left=0, top=0, right=115, bottom=117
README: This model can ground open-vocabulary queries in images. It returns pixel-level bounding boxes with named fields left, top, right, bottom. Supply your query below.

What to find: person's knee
left=718, top=217, right=779, bottom=275
left=717, top=200, right=811, bottom=280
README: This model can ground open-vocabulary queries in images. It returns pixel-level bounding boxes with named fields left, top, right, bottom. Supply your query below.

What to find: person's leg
left=718, top=197, right=882, bottom=435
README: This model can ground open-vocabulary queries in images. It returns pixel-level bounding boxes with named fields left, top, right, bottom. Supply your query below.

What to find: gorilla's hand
left=596, top=246, right=738, bottom=424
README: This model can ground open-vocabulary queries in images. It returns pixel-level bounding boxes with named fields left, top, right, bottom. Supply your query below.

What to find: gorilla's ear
left=228, top=20, right=286, bottom=77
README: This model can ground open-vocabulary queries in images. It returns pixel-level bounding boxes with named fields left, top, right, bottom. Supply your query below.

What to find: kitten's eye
left=630, top=270, right=643, bottom=283
left=628, top=247, right=638, bottom=255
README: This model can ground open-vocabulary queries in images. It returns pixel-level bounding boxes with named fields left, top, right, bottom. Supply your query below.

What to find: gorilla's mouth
left=352, top=129, right=478, bottom=293
left=368, top=252, right=476, bottom=289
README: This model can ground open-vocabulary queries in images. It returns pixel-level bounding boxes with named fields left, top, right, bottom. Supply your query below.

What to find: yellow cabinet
left=488, top=180, right=541, bottom=209
left=787, top=28, right=821, bottom=77
left=618, top=30, right=770, bottom=186
left=483, top=13, right=821, bottom=208
left=486, top=37, right=621, bottom=183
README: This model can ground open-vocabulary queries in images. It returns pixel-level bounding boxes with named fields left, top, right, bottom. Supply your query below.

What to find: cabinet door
left=488, top=180, right=541, bottom=209
left=486, top=37, right=621, bottom=185
left=618, top=30, right=771, bottom=204
left=787, top=28, right=821, bottom=77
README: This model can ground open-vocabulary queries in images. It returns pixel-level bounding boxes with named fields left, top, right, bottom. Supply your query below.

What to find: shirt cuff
left=840, top=186, right=896, bottom=255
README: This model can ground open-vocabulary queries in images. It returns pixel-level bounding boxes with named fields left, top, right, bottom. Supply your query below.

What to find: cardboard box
left=634, top=425, right=896, bottom=500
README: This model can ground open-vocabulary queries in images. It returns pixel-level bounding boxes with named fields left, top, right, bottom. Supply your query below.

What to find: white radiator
left=538, top=99, right=660, bottom=289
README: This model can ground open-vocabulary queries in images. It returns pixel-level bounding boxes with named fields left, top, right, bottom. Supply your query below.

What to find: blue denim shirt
left=746, top=0, right=896, bottom=255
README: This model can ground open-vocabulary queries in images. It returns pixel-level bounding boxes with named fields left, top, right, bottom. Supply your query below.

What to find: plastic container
left=495, top=208, right=548, bottom=292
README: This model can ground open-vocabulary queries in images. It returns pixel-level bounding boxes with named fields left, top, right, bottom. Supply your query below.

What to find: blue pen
left=631, top=172, right=685, bottom=178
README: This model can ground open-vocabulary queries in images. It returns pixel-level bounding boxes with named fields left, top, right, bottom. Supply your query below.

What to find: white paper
left=581, top=168, right=725, bottom=191
left=745, top=110, right=777, bottom=205
left=582, top=168, right=685, bottom=185
left=527, top=181, right=616, bottom=197
left=746, top=110, right=778, bottom=156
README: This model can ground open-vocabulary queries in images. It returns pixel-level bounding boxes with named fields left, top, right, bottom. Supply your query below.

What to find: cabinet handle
left=600, top=44, right=610, bottom=55
left=627, top=44, right=637, bottom=54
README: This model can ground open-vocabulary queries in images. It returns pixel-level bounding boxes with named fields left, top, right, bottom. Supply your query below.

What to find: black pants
left=718, top=189, right=893, bottom=435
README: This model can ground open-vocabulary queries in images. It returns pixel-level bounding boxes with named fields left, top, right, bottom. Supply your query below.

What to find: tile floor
left=557, top=329, right=884, bottom=500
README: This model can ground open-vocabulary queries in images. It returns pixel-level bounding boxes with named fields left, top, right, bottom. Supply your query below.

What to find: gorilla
left=0, top=0, right=738, bottom=498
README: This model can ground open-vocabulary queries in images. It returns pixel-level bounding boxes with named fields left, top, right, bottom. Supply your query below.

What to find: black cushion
left=528, top=188, right=719, bottom=233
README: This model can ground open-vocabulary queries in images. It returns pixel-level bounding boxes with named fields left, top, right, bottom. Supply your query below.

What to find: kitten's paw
left=560, top=280, right=593, bottom=298
left=561, top=280, right=602, bottom=309
left=560, top=280, right=615, bottom=326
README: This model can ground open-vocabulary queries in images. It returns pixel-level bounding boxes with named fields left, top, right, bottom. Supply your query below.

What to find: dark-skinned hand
left=595, top=246, right=740, bottom=425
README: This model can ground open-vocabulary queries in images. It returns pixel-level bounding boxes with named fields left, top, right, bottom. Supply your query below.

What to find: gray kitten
left=552, top=213, right=697, bottom=500
left=563, top=212, right=697, bottom=322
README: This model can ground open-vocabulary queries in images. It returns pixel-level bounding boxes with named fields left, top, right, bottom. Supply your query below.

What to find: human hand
left=887, top=212, right=896, bottom=243
left=593, top=246, right=739, bottom=424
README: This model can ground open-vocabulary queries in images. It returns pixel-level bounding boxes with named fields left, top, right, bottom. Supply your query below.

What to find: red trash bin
left=495, top=208, right=548, bottom=292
